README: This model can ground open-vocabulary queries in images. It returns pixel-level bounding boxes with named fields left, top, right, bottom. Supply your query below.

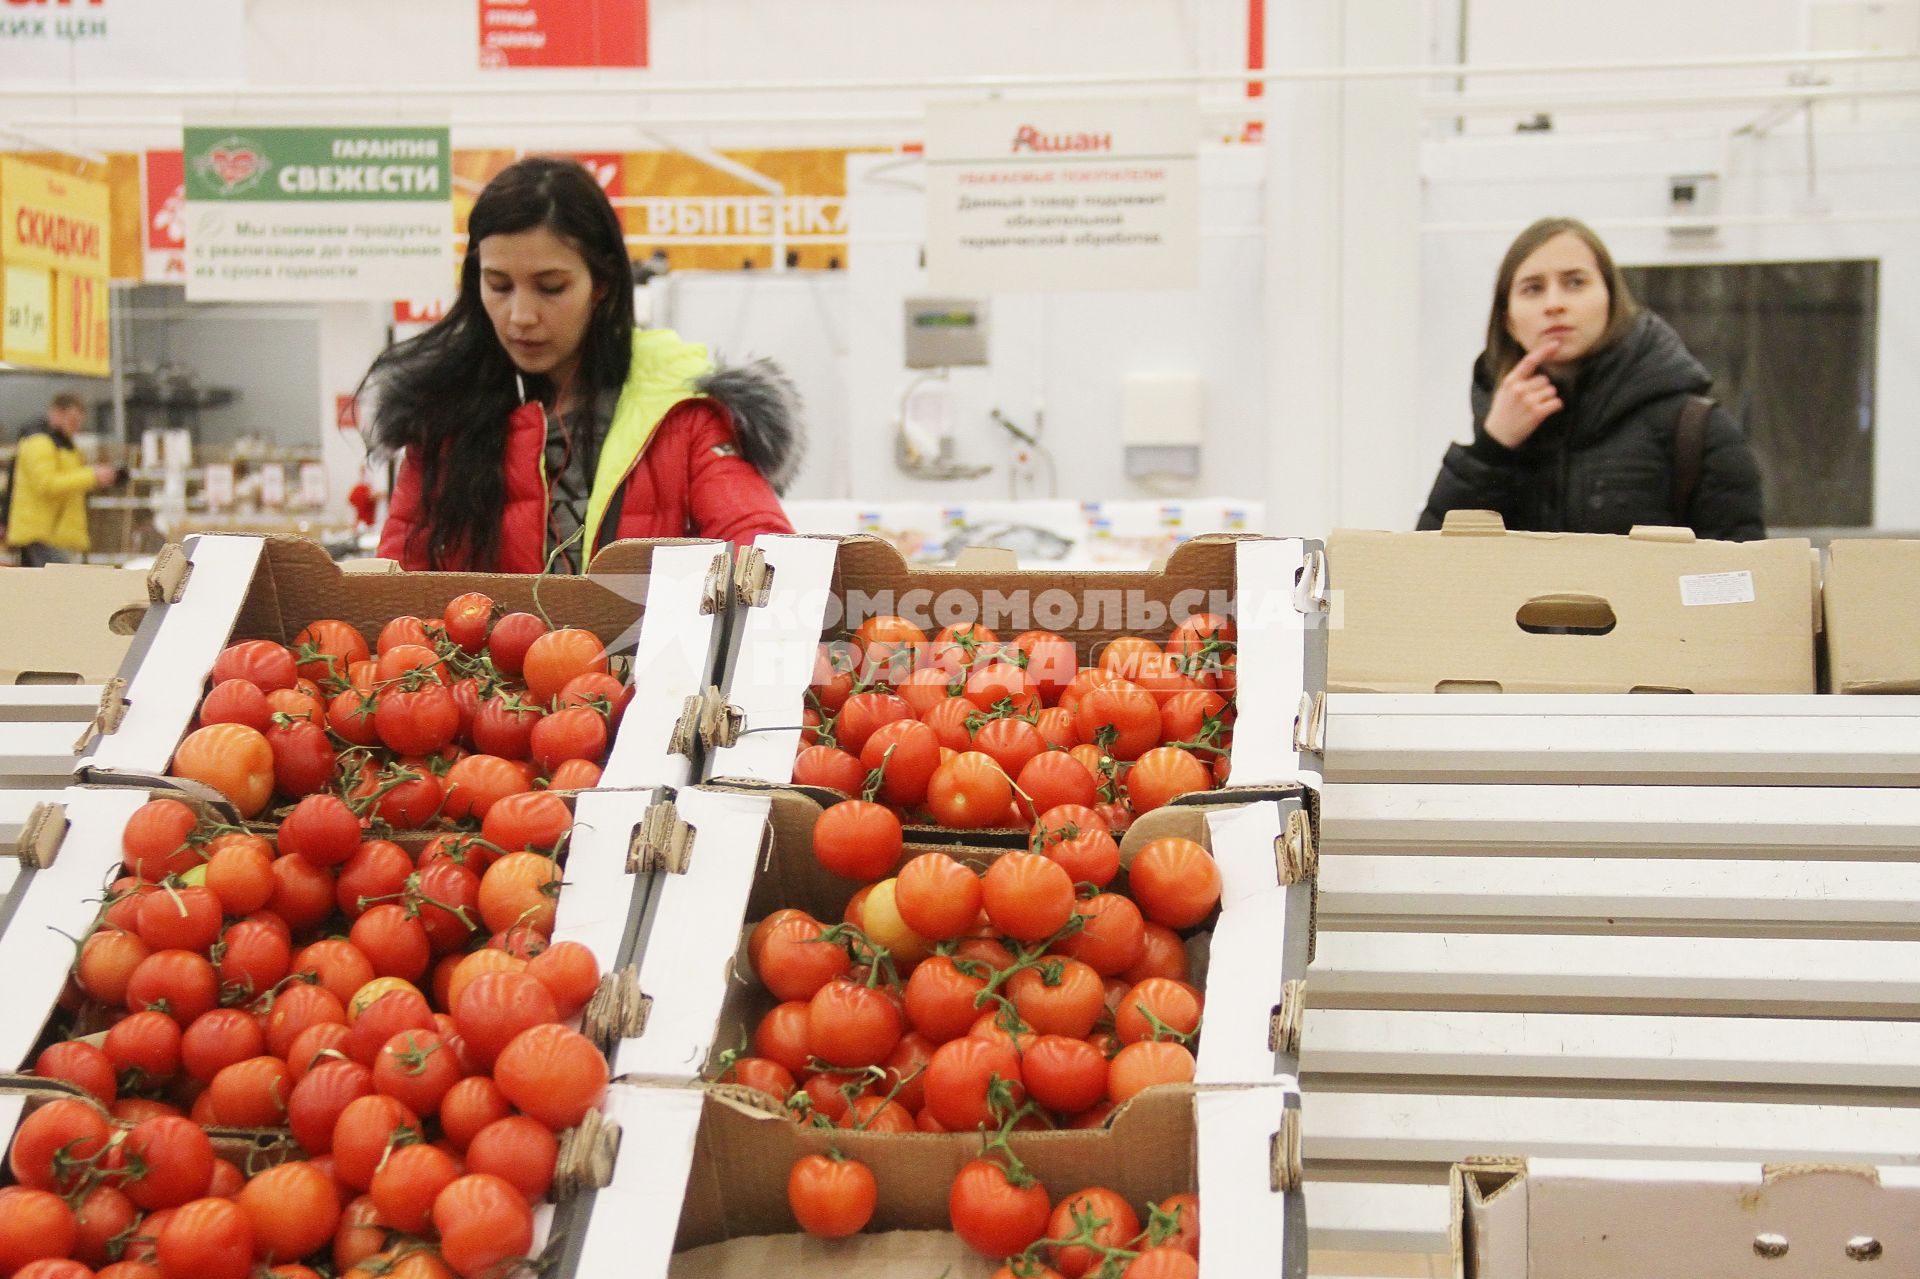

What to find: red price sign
left=478, top=0, right=648, bottom=69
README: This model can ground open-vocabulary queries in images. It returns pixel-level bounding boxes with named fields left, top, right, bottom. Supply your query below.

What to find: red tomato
left=293, top=619, right=372, bottom=686
left=923, top=1036, right=1024, bottom=1132
left=1007, top=957, right=1105, bottom=1039
left=9, top=1099, right=110, bottom=1193
left=109, top=1116, right=214, bottom=1210
left=32, top=1041, right=116, bottom=1107
left=892, top=852, right=984, bottom=941
left=792, top=745, right=867, bottom=795
left=370, top=1143, right=460, bottom=1235
left=237, top=1161, right=341, bottom=1263
left=788, top=1155, right=876, bottom=1239
left=1126, top=746, right=1212, bottom=815
left=170, top=723, right=275, bottom=817
left=441, top=754, right=532, bottom=822
left=1015, top=750, right=1099, bottom=821
left=212, top=639, right=298, bottom=692
left=202, top=833, right=275, bottom=915
left=199, top=678, right=274, bottom=733
left=207, top=1055, right=292, bottom=1127
left=180, top=1008, right=267, bottom=1083
left=492, top=1024, right=607, bottom=1130
left=810, top=800, right=903, bottom=881
left=477, top=853, right=560, bottom=937
left=859, top=718, right=941, bottom=808
left=1127, top=837, right=1223, bottom=929
left=127, top=949, right=218, bottom=1026
left=1074, top=679, right=1162, bottom=762
left=442, top=592, right=496, bottom=653
left=1108, top=1040, right=1196, bottom=1103
left=480, top=790, right=571, bottom=853
left=964, top=661, right=1040, bottom=715
left=926, top=752, right=1015, bottom=830
left=1049, top=1188, right=1141, bottom=1279
left=522, top=628, right=608, bottom=706
left=529, top=705, right=607, bottom=771
left=972, top=717, right=1045, bottom=780
left=1021, top=1034, right=1110, bottom=1115
left=525, top=940, right=599, bottom=1020
left=904, top=956, right=989, bottom=1043
left=330, top=1095, right=423, bottom=1192
left=982, top=852, right=1075, bottom=942
left=948, top=1158, right=1051, bottom=1258
left=121, top=799, right=201, bottom=881
left=834, top=691, right=915, bottom=757
left=485, top=613, right=548, bottom=677
left=79, top=926, right=151, bottom=1006
left=374, top=682, right=460, bottom=755
left=1115, top=977, right=1204, bottom=1046
left=806, top=978, right=904, bottom=1069
left=556, top=672, right=631, bottom=728
left=852, top=615, right=927, bottom=684
left=463, top=1116, right=558, bottom=1203
left=439, top=1078, right=513, bottom=1153
left=1012, top=631, right=1079, bottom=705
left=431, top=1174, right=533, bottom=1279
left=0, top=1187, right=79, bottom=1277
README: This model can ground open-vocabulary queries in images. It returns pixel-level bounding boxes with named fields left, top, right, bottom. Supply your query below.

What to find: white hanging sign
left=924, top=96, right=1200, bottom=294
left=0, top=0, right=245, bottom=86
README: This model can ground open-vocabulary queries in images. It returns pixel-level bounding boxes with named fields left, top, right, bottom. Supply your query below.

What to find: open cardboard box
left=552, top=1078, right=1305, bottom=1279
left=77, top=533, right=732, bottom=793
left=613, top=781, right=1314, bottom=1090
left=1453, top=1156, right=1920, bottom=1278
left=1327, top=513, right=1817, bottom=694
left=703, top=533, right=1329, bottom=796
left=1823, top=539, right=1920, bottom=694
left=0, top=563, right=154, bottom=783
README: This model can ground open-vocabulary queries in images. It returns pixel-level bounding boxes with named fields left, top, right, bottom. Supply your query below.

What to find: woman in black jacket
left=1418, top=217, right=1765, bottom=540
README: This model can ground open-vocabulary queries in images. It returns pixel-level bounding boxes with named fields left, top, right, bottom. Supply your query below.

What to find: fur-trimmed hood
left=697, top=358, right=806, bottom=495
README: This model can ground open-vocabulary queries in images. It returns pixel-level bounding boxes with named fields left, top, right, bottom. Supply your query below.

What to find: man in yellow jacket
left=7, top=392, right=118, bottom=567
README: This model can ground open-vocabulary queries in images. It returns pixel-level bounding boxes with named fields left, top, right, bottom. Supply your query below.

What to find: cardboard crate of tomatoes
left=701, top=534, right=1329, bottom=812
left=0, top=769, right=728, bottom=1277
left=79, top=533, right=731, bottom=798
left=555, top=1079, right=1304, bottom=1278
left=542, top=777, right=1311, bottom=1275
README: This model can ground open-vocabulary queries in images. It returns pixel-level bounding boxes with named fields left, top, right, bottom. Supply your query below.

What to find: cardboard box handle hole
left=1516, top=593, right=1618, bottom=636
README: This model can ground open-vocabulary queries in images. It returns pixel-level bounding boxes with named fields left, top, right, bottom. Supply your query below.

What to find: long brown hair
left=1483, top=217, right=1640, bottom=384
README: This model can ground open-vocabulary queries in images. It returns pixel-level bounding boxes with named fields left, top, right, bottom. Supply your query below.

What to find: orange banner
left=453, top=148, right=870, bottom=272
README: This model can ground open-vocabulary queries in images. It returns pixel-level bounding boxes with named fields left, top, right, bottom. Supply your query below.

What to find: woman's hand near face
left=1483, top=339, right=1563, bottom=449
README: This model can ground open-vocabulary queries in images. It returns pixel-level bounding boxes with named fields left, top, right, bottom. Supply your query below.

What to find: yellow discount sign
left=1, top=157, right=112, bottom=376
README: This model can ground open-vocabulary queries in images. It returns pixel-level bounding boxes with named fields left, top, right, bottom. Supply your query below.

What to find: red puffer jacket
left=378, top=333, right=800, bottom=572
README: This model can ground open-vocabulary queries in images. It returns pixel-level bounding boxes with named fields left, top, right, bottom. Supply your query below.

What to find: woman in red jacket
left=369, top=156, right=801, bottom=572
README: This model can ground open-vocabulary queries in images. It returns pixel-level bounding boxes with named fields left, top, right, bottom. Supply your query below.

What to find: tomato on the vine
left=788, top=1154, right=877, bottom=1239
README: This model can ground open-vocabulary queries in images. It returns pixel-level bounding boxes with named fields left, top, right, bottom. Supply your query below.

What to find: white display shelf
left=1319, top=783, right=1920, bottom=859
left=1319, top=693, right=1920, bottom=786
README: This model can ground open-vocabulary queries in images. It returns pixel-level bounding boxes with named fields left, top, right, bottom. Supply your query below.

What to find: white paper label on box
left=1678, top=570, right=1756, bottom=607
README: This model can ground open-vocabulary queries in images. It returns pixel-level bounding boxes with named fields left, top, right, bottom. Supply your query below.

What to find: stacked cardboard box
left=1304, top=516, right=1920, bottom=1276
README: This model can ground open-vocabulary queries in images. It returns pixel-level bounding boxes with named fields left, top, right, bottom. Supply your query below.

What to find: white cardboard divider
left=706, top=535, right=840, bottom=784
left=601, top=542, right=728, bottom=791
left=0, top=688, right=111, bottom=720
left=1320, top=693, right=1920, bottom=787
left=549, top=788, right=659, bottom=972
left=1223, top=538, right=1320, bottom=788
left=0, top=722, right=95, bottom=779
left=1304, top=1091, right=1920, bottom=1165
left=568, top=1083, right=703, bottom=1279
left=1319, top=783, right=1920, bottom=858
left=1310, top=931, right=1920, bottom=1013
left=1195, top=1083, right=1307, bottom=1278
left=1302, top=1008, right=1920, bottom=1089
left=1316, top=855, right=1920, bottom=931
left=1305, top=1178, right=1453, bottom=1253
left=1197, top=801, right=1304, bottom=1082
left=80, top=534, right=263, bottom=778
left=612, top=786, right=772, bottom=1082
left=0, top=787, right=150, bottom=1069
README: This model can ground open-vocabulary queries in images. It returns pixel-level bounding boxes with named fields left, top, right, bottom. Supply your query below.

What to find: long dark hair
left=367, top=157, right=635, bottom=570
left=1483, top=216, right=1639, bottom=385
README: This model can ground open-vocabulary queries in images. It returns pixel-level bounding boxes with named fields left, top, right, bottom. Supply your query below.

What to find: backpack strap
left=1670, top=394, right=1715, bottom=522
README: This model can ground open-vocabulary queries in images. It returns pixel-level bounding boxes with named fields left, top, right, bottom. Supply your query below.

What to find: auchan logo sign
left=1010, top=125, right=1114, bottom=155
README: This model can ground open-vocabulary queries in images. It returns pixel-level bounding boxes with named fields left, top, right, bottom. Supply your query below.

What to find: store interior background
left=1, top=0, right=1914, bottom=543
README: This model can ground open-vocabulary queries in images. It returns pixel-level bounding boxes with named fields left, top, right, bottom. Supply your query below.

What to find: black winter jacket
left=1417, top=312, right=1766, bottom=541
